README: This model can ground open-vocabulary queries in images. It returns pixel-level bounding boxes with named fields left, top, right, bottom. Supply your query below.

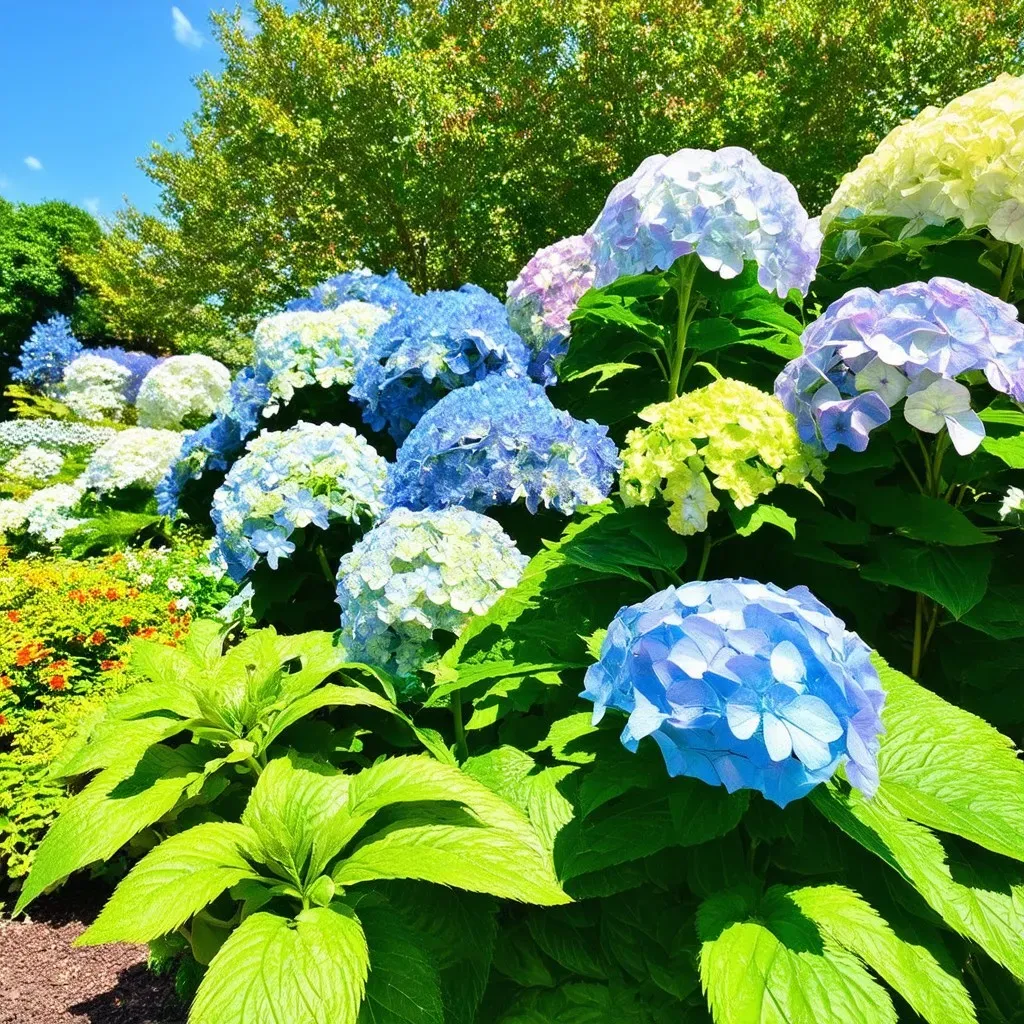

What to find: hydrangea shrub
left=136, top=354, right=231, bottom=430
left=80, top=428, right=185, bottom=496
left=11, top=315, right=83, bottom=387
left=620, top=378, right=823, bottom=534
left=582, top=579, right=885, bottom=806
left=386, top=376, right=619, bottom=515
left=211, top=421, right=387, bottom=581
left=336, top=506, right=528, bottom=678
left=285, top=268, right=414, bottom=313
left=60, top=355, right=133, bottom=422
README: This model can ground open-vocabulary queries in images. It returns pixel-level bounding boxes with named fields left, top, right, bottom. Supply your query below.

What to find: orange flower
left=100, top=659, right=123, bottom=671
left=89, top=588, right=102, bottom=599
left=121, top=616, right=134, bottom=627
left=50, top=659, right=69, bottom=670
left=127, top=587, right=140, bottom=599
left=105, top=588, right=119, bottom=601
left=6, top=610, right=19, bottom=623
left=15, top=644, right=44, bottom=667
left=135, top=626, right=157, bottom=639
left=48, top=675, right=67, bottom=690
left=0, top=675, right=11, bottom=689
left=74, top=632, right=86, bottom=643
left=109, top=553, right=124, bottom=564
left=0, top=713, right=7, bottom=726
left=168, top=600, right=178, bottom=613
left=90, top=630, right=106, bottom=646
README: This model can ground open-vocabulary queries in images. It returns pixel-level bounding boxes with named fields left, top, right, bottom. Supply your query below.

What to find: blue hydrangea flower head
left=156, top=365, right=273, bottom=517
left=775, top=277, right=1024, bottom=456
left=582, top=578, right=885, bottom=807
left=211, top=420, right=388, bottom=582
left=386, top=375, right=619, bottom=515
left=285, top=268, right=415, bottom=313
left=589, top=147, right=822, bottom=297
left=350, top=285, right=532, bottom=442
left=336, top=506, right=528, bottom=679
left=12, top=315, right=83, bottom=386
left=89, top=347, right=164, bottom=403
left=506, top=234, right=597, bottom=384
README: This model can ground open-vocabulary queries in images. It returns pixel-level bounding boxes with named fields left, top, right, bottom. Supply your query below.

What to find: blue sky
left=0, top=2, right=252, bottom=219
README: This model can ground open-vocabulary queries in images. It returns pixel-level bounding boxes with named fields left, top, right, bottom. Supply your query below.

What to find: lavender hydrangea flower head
left=581, top=579, right=886, bottom=807
left=506, top=234, right=597, bottom=383
left=588, top=147, right=822, bottom=297
left=210, top=421, right=387, bottom=582
left=350, top=284, right=531, bottom=442
left=89, top=348, right=163, bottom=403
left=336, top=506, right=528, bottom=679
left=285, top=268, right=414, bottom=313
left=386, top=376, right=619, bottom=515
left=156, top=365, right=272, bottom=517
left=775, top=277, right=1024, bottom=456
left=12, top=315, right=83, bottom=386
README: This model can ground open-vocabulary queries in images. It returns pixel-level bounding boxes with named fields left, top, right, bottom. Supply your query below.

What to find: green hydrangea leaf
left=189, top=906, right=368, bottom=1024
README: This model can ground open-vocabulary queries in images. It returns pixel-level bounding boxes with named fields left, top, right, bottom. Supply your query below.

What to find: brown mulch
left=0, top=882, right=184, bottom=1024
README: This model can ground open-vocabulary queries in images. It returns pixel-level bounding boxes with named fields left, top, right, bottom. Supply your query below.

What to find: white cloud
left=239, top=12, right=258, bottom=38
left=24, top=156, right=43, bottom=171
left=171, top=6, right=203, bottom=48
left=84, top=197, right=101, bottom=216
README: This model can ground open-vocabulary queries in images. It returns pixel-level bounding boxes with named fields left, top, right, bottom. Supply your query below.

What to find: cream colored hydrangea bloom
left=620, top=378, right=823, bottom=535
left=821, top=74, right=1024, bottom=243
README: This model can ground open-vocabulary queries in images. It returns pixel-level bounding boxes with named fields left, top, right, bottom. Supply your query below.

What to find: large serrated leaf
left=189, top=905, right=368, bottom=1024
left=788, top=884, right=976, bottom=1024
left=872, top=655, right=1024, bottom=861
left=16, top=744, right=208, bottom=914
left=697, top=886, right=897, bottom=1024
left=79, top=822, right=263, bottom=945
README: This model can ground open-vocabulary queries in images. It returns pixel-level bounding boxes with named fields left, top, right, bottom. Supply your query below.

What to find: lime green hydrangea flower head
left=821, top=74, right=1024, bottom=242
left=619, top=378, right=824, bottom=535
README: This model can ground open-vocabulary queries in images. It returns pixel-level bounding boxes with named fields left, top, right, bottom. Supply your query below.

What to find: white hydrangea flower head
left=1000, top=485, right=1024, bottom=522
left=61, top=354, right=133, bottom=422
left=136, top=354, right=232, bottom=429
left=3, top=445, right=64, bottom=481
left=0, top=482, right=88, bottom=544
left=822, top=74, right=1024, bottom=241
left=336, top=506, right=529, bottom=679
left=81, top=427, right=185, bottom=495
left=0, top=419, right=116, bottom=460
left=253, top=301, right=392, bottom=410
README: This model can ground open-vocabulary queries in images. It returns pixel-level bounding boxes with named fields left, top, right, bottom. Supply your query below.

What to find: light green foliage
left=619, top=378, right=823, bottom=535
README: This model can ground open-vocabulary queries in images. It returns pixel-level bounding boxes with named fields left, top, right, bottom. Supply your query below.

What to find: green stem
left=696, top=531, right=712, bottom=582
left=244, top=756, right=264, bottom=778
left=451, top=693, right=469, bottom=762
left=896, top=446, right=926, bottom=495
left=966, top=958, right=1008, bottom=1024
left=667, top=255, right=700, bottom=399
left=315, top=544, right=334, bottom=586
left=911, top=592, right=924, bottom=679
left=999, top=244, right=1021, bottom=303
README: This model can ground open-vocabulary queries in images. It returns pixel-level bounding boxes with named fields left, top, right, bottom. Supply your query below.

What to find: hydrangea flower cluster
left=581, top=579, right=886, bottom=807
left=11, top=315, right=82, bottom=386
left=351, top=285, right=532, bottom=442
left=0, top=419, right=116, bottom=458
left=60, top=354, right=133, bottom=422
left=386, top=376, right=619, bottom=515
left=0, top=482, right=86, bottom=545
left=210, top=421, right=388, bottom=582
left=285, top=268, right=414, bottom=313
left=821, top=74, right=1024, bottom=242
left=81, top=428, right=185, bottom=495
left=620, top=378, right=823, bottom=535
left=136, top=354, right=231, bottom=430
left=336, top=506, right=528, bottom=678
left=506, top=234, right=597, bottom=383
left=588, top=147, right=822, bottom=297
left=999, top=485, right=1024, bottom=523
left=774, top=278, right=1024, bottom=456
left=253, top=302, right=391, bottom=410
left=90, top=347, right=164, bottom=403
left=156, top=365, right=273, bottom=517
left=2, top=445, right=64, bottom=481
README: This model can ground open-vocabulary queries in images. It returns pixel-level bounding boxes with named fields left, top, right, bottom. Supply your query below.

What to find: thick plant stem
left=451, top=693, right=469, bottom=761
left=667, top=255, right=700, bottom=399
left=696, top=532, right=712, bottom=581
left=1000, top=244, right=1021, bottom=303
left=911, top=593, right=925, bottom=679
left=315, top=544, right=335, bottom=586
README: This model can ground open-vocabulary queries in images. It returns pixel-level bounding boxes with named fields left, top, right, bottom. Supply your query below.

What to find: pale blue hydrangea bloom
left=11, top=315, right=82, bottom=386
left=775, top=277, right=1024, bottom=456
left=386, top=376, right=619, bottom=515
left=506, top=234, right=597, bottom=383
left=588, top=147, right=822, bottom=297
left=285, top=268, right=414, bottom=313
left=89, top=347, right=163, bottom=403
left=336, top=506, right=528, bottom=679
left=350, top=285, right=532, bottom=443
left=253, top=302, right=392, bottom=411
left=581, top=578, right=885, bottom=807
left=210, top=421, right=387, bottom=582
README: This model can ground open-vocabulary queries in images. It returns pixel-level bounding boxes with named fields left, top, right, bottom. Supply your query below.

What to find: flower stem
left=911, top=592, right=925, bottom=679
left=999, top=244, right=1021, bottom=303
left=315, top=544, right=334, bottom=586
left=696, top=531, right=712, bottom=581
left=667, top=255, right=700, bottom=399
left=451, top=693, right=469, bottom=762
